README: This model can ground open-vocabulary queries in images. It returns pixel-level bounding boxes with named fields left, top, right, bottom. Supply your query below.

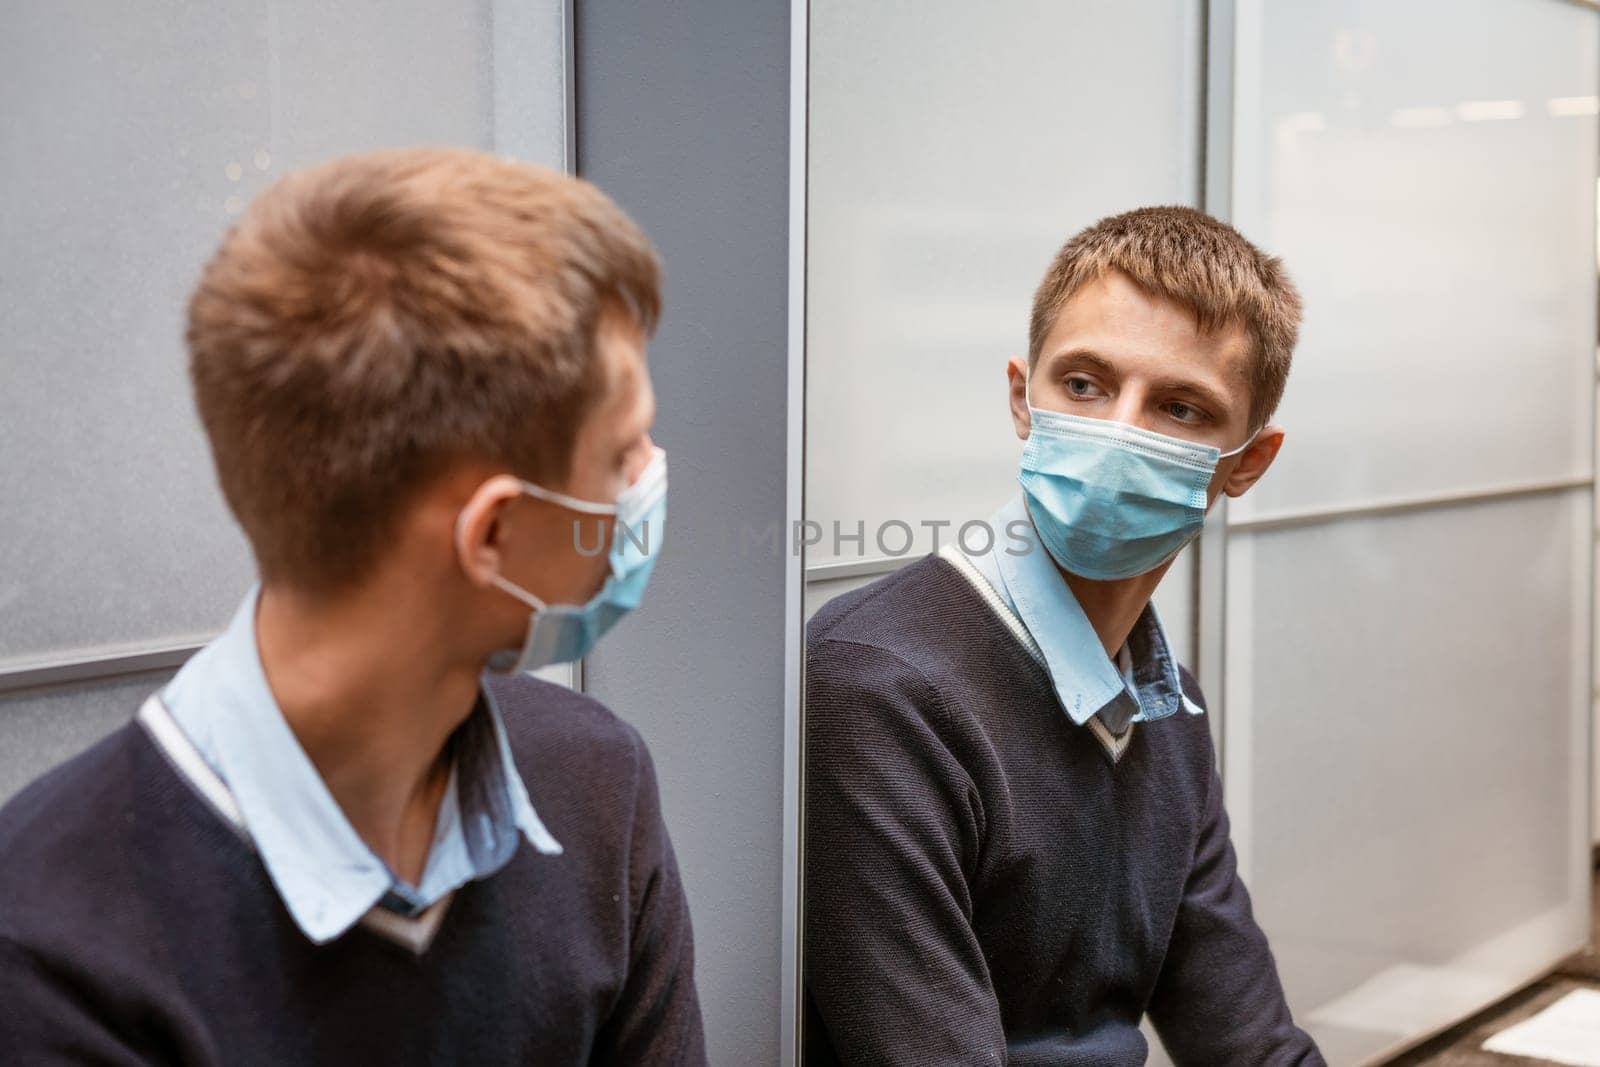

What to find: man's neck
left=254, top=580, right=481, bottom=886
left=1060, top=563, right=1169, bottom=661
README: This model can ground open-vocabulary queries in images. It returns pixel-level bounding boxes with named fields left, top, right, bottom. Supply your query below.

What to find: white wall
left=574, top=2, right=796, bottom=1061
left=1222, top=1, right=1597, bottom=1060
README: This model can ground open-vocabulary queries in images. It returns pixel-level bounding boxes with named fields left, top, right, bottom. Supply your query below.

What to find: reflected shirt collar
left=966, top=495, right=1192, bottom=734
left=160, top=587, right=562, bottom=944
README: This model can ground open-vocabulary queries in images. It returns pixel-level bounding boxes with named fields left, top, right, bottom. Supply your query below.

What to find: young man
left=804, top=207, right=1323, bottom=1065
left=0, top=149, right=704, bottom=1065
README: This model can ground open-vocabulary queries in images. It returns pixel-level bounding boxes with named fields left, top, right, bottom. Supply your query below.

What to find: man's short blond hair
left=187, top=147, right=661, bottom=591
left=1028, top=206, right=1301, bottom=429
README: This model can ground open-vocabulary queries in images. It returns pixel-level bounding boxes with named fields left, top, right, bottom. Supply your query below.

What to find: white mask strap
left=518, top=480, right=619, bottom=516
left=490, top=572, right=547, bottom=613
left=1218, top=427, right=1263, bottom=460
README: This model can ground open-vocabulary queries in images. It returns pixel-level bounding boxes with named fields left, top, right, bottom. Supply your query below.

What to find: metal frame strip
left=781, top=2, right=809, bottom=1063
left=1197, top=0, right=1235, bottom=762
left=0, top=643, right=203, bottom=695
left=1227, top=475, right=1592, bottom=534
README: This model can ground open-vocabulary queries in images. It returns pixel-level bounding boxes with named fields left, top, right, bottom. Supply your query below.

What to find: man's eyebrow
left=1153, top=376, right=1233, bottom=415
left=1046, top=348, right=1117, bottom=374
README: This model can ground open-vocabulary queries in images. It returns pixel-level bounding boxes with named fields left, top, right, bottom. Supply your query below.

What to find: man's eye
left=1066, top=377, right=1098, bottom=397
left=1166, top=402, right=1202, bottom=423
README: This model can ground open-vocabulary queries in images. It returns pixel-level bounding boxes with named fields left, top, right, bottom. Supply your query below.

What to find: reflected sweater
left=803, top=554, right=1323, bottom=1066
left=0, top=674, right=705, bottom=1066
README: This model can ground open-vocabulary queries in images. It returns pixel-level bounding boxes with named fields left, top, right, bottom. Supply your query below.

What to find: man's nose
left=1108, top=387, right=1154, bottom=432
left=625, top=437, right=658, bottom=486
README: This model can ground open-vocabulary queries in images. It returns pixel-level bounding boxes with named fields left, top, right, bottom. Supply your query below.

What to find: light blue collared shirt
left=160, top=589, right=563, bottom=944
left=963, top=495, right=1202, bottom=735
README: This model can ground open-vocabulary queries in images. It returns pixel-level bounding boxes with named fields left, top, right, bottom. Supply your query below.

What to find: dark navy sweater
left=0, top=674, right=704, bottom=1066
left=803, top=555, right=1322, bottom=1066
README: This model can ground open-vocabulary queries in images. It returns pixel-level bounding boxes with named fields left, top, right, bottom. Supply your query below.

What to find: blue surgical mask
left=487, top=447, right=667, bottom=671
left=1019, top=391, right=1252, bottom=581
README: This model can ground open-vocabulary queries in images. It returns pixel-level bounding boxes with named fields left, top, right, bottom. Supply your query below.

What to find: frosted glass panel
left=805, top=0, right=1201, bottom=565
left=0, top=1, right=562, bottom=670
left=1223, top=5, right=1598, bottom=1059
left=1224, top=493, right=1591, bottom=1064
left=1229, top=0, right=1597, bottom=520
left=0, top=670, right=174, bottom=804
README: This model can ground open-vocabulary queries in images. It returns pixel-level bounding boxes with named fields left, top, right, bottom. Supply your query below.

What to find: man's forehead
left=595, top=310, right=646, bottom=388
left=591, top=319, right=653, bottom=441
left=1048, top=273, right=1252, bottom=388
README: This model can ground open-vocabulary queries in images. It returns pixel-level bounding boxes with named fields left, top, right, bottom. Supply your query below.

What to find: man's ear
left=1007, top=357, right=1032, bottom=441
left=1222, top=424, right=1286, bottom=498
left=454, top=475, right=527, bottom=587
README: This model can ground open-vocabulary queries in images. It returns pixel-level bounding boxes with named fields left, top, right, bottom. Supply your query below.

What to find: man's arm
left=1146, top=719, right=1325, bottom=1066
left=590, top=731, right=706, bottom=1066
left=804, top=639, right=1005, bottom=1065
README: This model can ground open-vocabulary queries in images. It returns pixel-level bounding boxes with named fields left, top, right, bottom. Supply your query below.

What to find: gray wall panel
left=575, top=2, right=792, bottom=1062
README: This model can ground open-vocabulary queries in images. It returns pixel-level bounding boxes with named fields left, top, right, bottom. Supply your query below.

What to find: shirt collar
left=161, top=588, right=561, bottom=944
left=976, top=496, right=1189, bottom=732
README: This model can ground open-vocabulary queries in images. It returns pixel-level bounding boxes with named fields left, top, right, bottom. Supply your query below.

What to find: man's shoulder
left=803, top=555, right=1033, bottom=768
left=0, top=722, right=146, bottom=850
left=0, top=723, right=153, bottom=932
left=808, top=552, right=1039, bottom=705
left=807, top=553, right=986, bottom=666
left=810, top=553, right=943, bottom=636
left=486, top=671, right=643, bottom=766
left=484, top=672, right=654, bottom=846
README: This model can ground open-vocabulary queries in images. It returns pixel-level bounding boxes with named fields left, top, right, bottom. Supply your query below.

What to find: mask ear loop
left=1022, top=371, right=1046, bottom=442
left=1218, top=426, right=1264, bottom=460
left=518, top=481, right=620, bottom=516
left=490, top=572, right=548, bottom=612
left=454, top=478, right=563, bottom=614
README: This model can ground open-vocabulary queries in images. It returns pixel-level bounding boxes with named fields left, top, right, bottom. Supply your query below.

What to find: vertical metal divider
left=1580, top=12, right=1593, bottom=934
left=560, top=0, right=576, bottom=175
left=1196, top=0, right=1235, bottom=770
left=562, top=0, right=581, bottom=695
left=781, top=1, right=810, bottom=1063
